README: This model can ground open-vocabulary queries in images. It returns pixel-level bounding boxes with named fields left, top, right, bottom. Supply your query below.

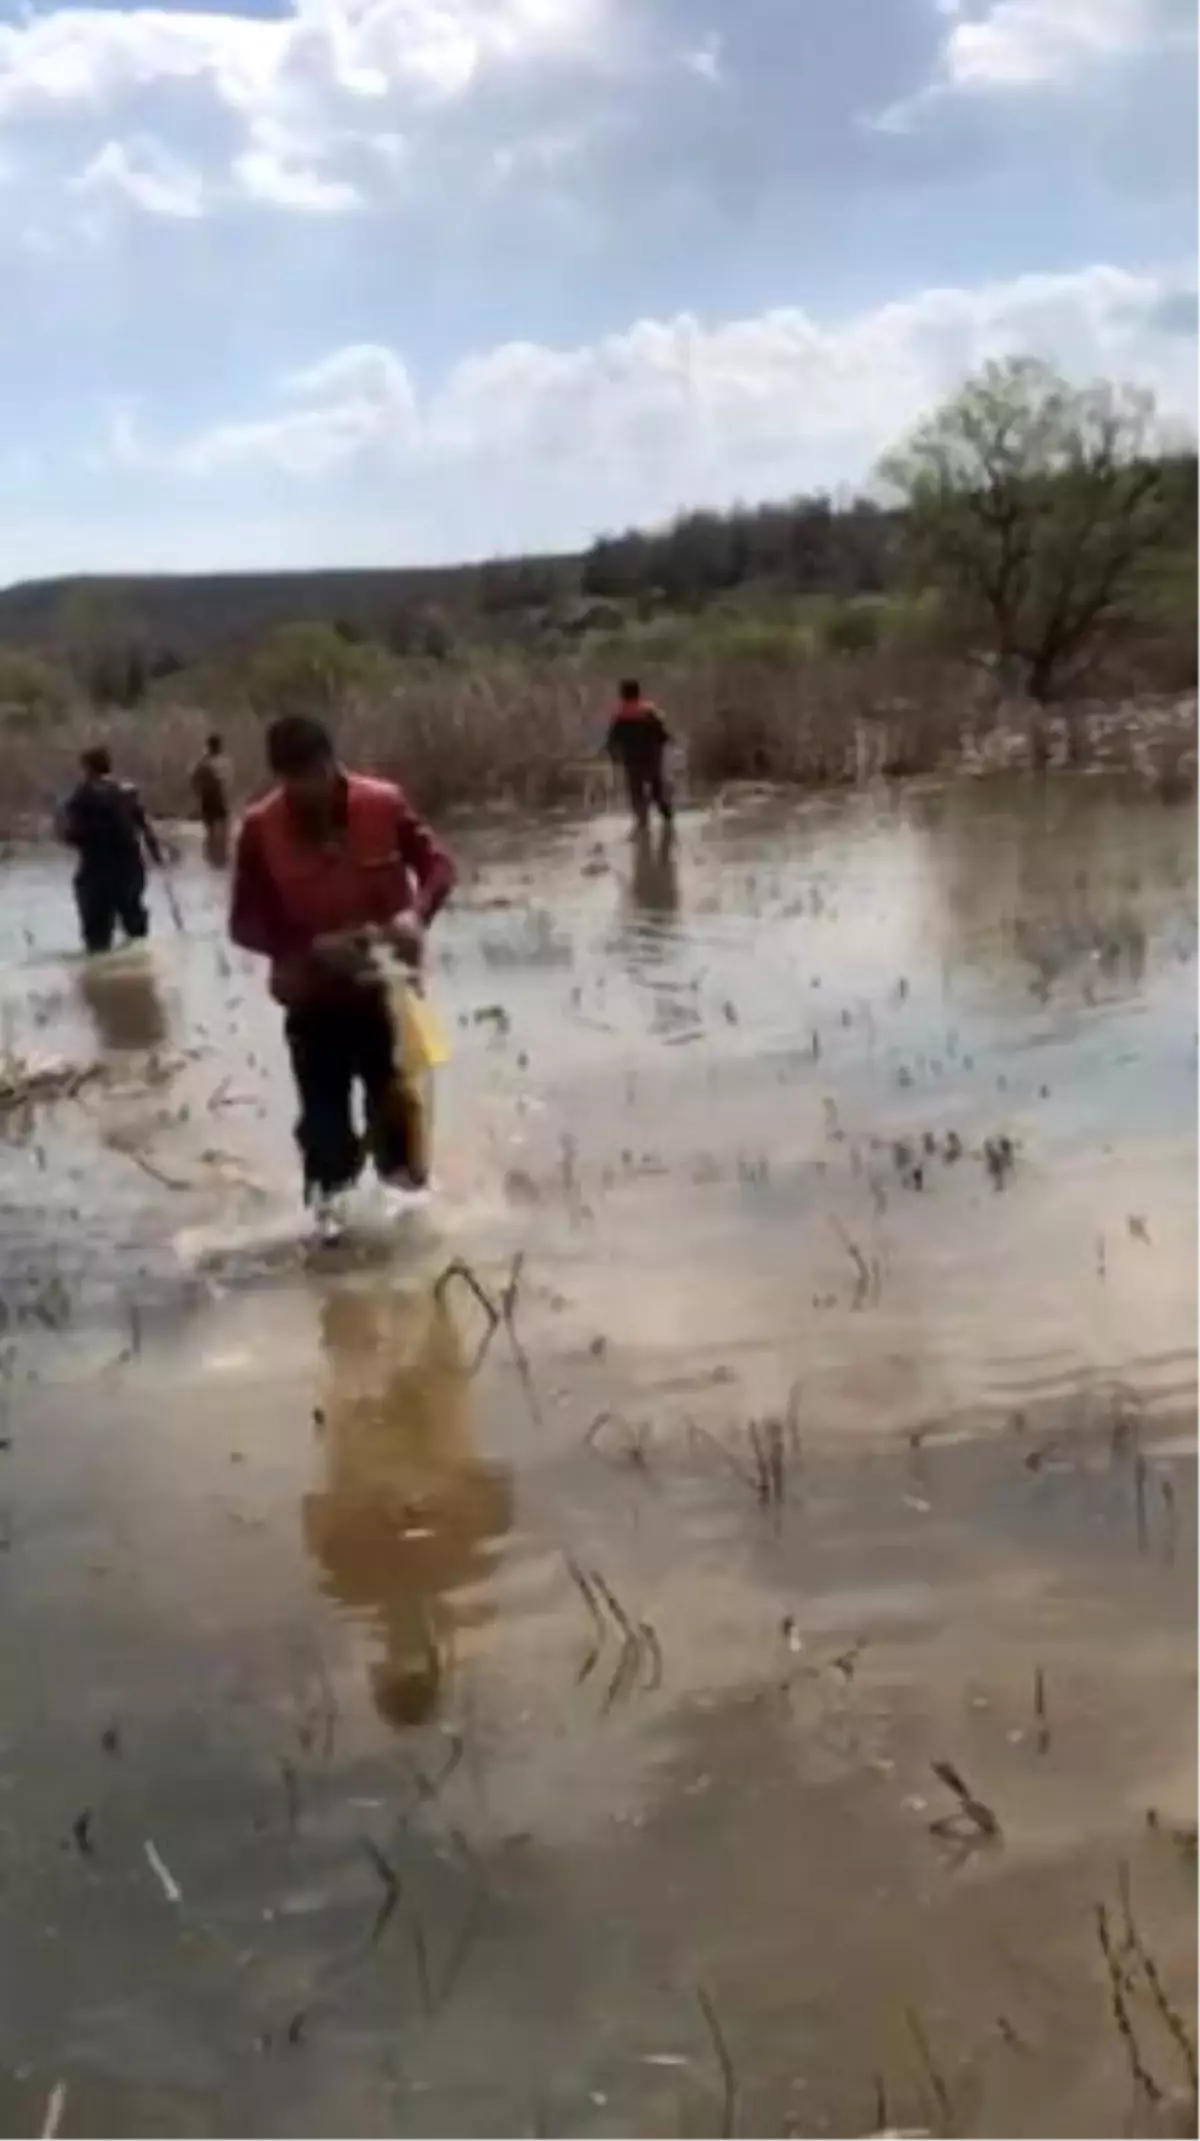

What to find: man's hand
left=386, top=914, right=425, bottom=970
left=308, top=915, right=425, bottom=986
left=312, top=928, right=375, bottom=981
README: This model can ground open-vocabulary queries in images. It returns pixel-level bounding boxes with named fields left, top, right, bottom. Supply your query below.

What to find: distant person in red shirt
left=229, top=715, right=455, bottom=1226
left=605, top=677, right=674, bottom=834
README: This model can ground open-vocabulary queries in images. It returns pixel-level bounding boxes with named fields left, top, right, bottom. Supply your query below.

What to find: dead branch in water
left=434, top=1256, right=500, bottom=1365
left=904, top=2006, right=955, bottom=2138
left=928, top=1759, right=1002, bottom=1846
left=1160, top=1474, right=1178, bottom=1565
left=1096, top=1901, right=1165, bottom=2113
left=359, top=1835, right=402, bottom=1952
left=584, top=1409, right=654, bottom=1472
left=1134, top=1451, right=1150, bottom=1553
left=433, top=1251, right=540, bottom=1413
left=564, top=1553, right=659, bottom=1709
left=0, top=1058, right=101, bottom=1116
left=696, top=1983, right=737, bottom=2139
left=1033, top=1666, right=1050, bottom=1756
left=40, top=2084, right=67, bottom=2141
left=831, top=1217, right=872, bottom=1310
left=111, top=1142, right=193, bottom=1193
left=500, top=1249, right=525, bottom=1327
left=747, top=1417, right=787, bottom=1507
left=1115, top=1866, right=1198, bottom=2107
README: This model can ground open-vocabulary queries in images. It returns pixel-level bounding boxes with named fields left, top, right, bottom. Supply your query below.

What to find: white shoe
left=379, top=1176, right=432, bottom=1220
left=312, top=1191, right=349, bottom=1244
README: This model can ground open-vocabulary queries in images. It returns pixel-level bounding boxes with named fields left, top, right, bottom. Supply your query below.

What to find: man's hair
left=81, top=744, right=112, bottom=778
left=618, top=677, right=641, bottom=703
left=205, top=732, right=223, bottom=755
left=265, top=714, right=334, bottom=778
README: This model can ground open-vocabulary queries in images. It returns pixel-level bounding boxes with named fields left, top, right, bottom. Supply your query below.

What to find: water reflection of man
left=302, top=1284, right=512, bottom=1733
left=629, top=824, right=680, bottom=921
left=76, top=950, right=170, bottom=1053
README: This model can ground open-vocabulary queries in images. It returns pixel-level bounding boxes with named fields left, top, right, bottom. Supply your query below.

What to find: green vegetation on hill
left=0, top=359, right=1193, bottom=750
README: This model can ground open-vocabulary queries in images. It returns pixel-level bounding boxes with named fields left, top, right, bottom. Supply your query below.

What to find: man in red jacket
left=605, top=676, right=674, bottom=834
left=230, top=715, right=455, bottom=1226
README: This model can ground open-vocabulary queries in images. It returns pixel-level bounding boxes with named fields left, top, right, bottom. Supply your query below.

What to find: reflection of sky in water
left=0, top=785, right=1192, bottom=1366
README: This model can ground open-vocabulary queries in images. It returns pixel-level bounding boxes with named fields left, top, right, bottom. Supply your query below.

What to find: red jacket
left=605, top=700, right=670, bottom=766
left=230, top=772, right=455, bottom=1003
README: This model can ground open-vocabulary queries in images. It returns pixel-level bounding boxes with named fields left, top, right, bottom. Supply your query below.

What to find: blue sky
left=0, top=0, right=1195, bottom=577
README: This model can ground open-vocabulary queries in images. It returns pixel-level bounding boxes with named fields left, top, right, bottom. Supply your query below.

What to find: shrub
left=243, top=621, right=387, bottom=717
left=0, top=651, right=68, bottom=732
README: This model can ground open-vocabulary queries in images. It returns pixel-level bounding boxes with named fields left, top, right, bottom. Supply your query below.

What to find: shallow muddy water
left=0, top=778, right=1195, bottom=2138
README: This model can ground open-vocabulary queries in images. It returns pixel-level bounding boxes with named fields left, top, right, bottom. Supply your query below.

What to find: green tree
left=244, top=621, right=384, bottom=716
left=58, top=581, right=150, bottom=707
left=0, top=650, right=67, bottom=731
left=820, top=598, right=882, bottom=656
left=880, top=357, right=1184, bottom=700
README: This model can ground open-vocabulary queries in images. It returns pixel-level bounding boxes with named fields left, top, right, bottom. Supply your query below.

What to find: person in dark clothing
left=229, top=715, right=456, bottom=1231
left=59, top=745, right=164, bottom=956
left=191, top=732, right=232, bottom=868
left=605, top=677, right=674, bottom=832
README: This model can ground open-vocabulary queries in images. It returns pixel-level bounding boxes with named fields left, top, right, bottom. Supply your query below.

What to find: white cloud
left=0, top=5, right=279, bottom=114
left=174, top=340, right=419, bottom=476
left=944, top=0, right=1166, bottom=87
left=72, top=137, right=208, bottom=217
left=0, top=0, right=603, bottom=114
left=114, top=263, right=1196, bottom=556
left=878, top=0, right=1191, bottom=126
left=683, top=33, right=723, bottom=86
left=234, top=128, right=362, bottom=212
left=0, top=0, right=614, bottom=220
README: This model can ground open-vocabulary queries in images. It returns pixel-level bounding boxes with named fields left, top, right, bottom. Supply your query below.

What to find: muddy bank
left=0, top=777, right=1194, bottom=2136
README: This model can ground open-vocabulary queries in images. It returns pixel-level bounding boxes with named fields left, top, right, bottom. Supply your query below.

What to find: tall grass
left=0, top=648, right=1194, bottom=833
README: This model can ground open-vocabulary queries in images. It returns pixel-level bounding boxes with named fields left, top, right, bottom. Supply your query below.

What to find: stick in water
left=144, top=1837, right=182, bottom=1903
left=41, top=2083, right=67, bottom=2140
left=159, top=866, right=185, bottom=934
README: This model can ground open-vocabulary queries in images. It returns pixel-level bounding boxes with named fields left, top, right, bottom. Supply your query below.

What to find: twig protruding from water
left=1115, top=1866, right=1198, bottom=2106
left=563, top=1554, right=660, bottom=1707
left=928, top=1759, right=1002, bottom=1845
left=1033, top=1666, right=1050, bottom=1755
left=904, top=2006, right=954, bottom=2137
left=359, top=1835, right=402, bottom=1952
left=696, top=1983, right=737, bottom=2139
left=831, top=1218, right=871, bottom=1310
left=1096, top=1901, right=1164, bottom=2112
left=144, top=1838, right=182, bottom=1904
left=40, top=2083, right=67, bottom=2140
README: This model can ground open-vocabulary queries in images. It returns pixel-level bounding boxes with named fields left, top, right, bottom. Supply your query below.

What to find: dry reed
left=1, top=656, right=1193, bottom=832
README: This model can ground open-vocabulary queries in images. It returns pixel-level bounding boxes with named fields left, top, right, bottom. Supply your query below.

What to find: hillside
left=0, top=494, right=918, bottom=666
left=0, top=557, right=577, bottom=664
left=0, top=443, right=1192, bottom=689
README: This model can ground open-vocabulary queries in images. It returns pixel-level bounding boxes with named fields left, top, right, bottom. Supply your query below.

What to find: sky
left=0, top=0, right=1196, bottom=579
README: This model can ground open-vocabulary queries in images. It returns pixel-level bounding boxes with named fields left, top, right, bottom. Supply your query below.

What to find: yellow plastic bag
left=393, top=983, right=451, bottom=1074
left=372, top=969, right=449, bottom=1188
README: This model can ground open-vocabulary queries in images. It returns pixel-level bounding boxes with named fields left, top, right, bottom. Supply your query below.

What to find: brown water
left=0, top=780, right=1195, bottom=2138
